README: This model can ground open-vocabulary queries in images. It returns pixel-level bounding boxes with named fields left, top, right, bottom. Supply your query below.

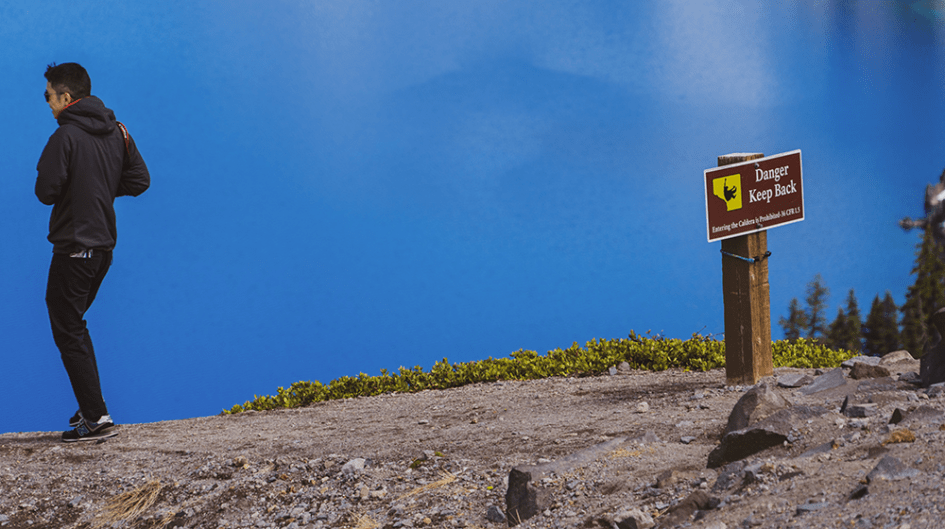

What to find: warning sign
left=712, top=174, right=742, bottom=211
left=704, top=150, right=803, bottom=242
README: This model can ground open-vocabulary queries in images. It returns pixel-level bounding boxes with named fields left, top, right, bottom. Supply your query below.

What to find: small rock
left=635, top=401, right=649, bottom=413
left=800, top=368, right=848, bottom=396
left=746, top=462, right=776, bottom=484
left=842, top=355, right=881, bottom=368
left=742, top=514, right=763, bottom=526
left=866, top=455, right=920, bottom=483
left=615, top=508, right=654, bottom=529
left=901, top=405, right=945, bottom=425
left=485, top=506, right=506, bottom=524
left=636, top=430, right=660, bottom=444
left=680, top=436, right=696, bottom=444
left=655, top=469, right=680, bottom=489
left=839, top=395, right=850, bottom=414
left=777, top=373, right=814, bottom=388
left=927, top=384, right=945, bottom=398
left=850, top=362, right=891, bottom=380
left=889, top=408, right=905, bottom=424
left=701, top=522, right=727, bottom=529
left=849, top=484, right=869, bottom=500
left=849, top=418, right=869, bottom=429
left=880, top=350, right=914, bottom=365
left=68, top=496, right=84, bottom=508
left=657, top=490, right=719, bottom=526
left=600, top=478, right=631, bottom=495
left=844, top=403, right=879, bottom=418
left=711, top=460, right=746, bottom=492
left=799, top=439, right=839, bottom=458
left=899, top=371, right=922, bottom=384
left=796, top=502, right=829, bottom=515
left=506, top=437, right=626, bottom=525
left=341, top=458, right=366, bottom=477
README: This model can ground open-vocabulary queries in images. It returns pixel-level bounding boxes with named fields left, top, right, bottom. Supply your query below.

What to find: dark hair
left=44, top=62, right=91, bottom=99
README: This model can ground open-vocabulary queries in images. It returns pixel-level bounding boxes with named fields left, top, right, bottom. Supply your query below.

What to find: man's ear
left=61, top=92, right=73, bottom=105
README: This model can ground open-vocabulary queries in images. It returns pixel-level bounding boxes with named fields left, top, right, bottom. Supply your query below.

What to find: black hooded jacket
left=36, top=96, right=150, bottom=254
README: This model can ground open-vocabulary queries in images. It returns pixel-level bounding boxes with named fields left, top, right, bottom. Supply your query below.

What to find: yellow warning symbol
left=713, top=174, right=742, bottom=211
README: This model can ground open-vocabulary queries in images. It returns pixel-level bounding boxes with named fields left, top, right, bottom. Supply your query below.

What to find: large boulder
left=723, top=382, right=792, bottom=436
left=708, top=405, right=828, bottom=468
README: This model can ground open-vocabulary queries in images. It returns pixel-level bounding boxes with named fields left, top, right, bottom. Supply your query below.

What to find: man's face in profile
left=45, top=82, right=72, bottom=119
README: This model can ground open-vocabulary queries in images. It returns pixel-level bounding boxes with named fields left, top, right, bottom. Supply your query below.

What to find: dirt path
left=1, top=364, right=943, bottom=528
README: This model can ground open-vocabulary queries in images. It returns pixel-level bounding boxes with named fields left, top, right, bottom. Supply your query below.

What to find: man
left=36, top=63, right=150, bottom=442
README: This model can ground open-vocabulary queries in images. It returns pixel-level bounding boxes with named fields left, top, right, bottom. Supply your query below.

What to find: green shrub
left=772, top=338, right=856, bottom=368
left=224, top=333, right=856, bottom=414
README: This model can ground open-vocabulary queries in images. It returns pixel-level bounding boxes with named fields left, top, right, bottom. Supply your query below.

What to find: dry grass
left=883, top=429, right=916, bottom=445
left=396, top=471, right=458, bottom=500
left=92, top=480, right=162, bottom=529
left=610, top=446, right=654, bottom=459
left=351, top=514, right=380, bottom=529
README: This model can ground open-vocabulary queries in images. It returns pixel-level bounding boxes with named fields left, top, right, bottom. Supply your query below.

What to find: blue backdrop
left=3, top=1, right=944, bottom=434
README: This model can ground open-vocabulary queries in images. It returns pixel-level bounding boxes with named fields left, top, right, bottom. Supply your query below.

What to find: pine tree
left=779, top=297, right=809, bottom=340
left=826, top=307, right=849, bottom=350
left=863, top=292, right=900, bottom=356
left=900, top=224, right=945, bottom=357
left=804, top=274, right=830, bottom=340
left=826, top=290, right=863, bottom=352
left=842, top=289, right=862, bottom=351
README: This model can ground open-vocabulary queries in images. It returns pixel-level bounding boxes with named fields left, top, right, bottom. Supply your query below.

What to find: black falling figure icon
left=723, top=181, right=737, bottom=202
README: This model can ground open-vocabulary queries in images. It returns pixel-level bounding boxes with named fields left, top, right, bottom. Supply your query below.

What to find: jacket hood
left=56, top=96, right=117, bottom=135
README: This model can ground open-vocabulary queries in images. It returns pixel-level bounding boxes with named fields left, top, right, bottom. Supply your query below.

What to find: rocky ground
left=2, top=351, right=944, bottom=529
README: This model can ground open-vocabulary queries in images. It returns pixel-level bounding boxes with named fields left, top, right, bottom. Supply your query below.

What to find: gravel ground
left=2, top=360, right=944, bottom=529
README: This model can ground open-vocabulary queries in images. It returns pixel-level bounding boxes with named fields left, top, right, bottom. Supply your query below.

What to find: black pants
left=46, top=250, right=112, bottom=423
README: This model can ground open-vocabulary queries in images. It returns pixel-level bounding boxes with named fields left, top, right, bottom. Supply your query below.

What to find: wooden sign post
left=704, top=151, right=804, bottom=385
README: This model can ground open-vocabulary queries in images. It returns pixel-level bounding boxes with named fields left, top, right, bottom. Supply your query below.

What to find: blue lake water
left=2, top=1, right=944, bottom=434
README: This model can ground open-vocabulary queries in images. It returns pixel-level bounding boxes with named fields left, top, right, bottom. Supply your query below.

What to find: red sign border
left=703, top=149, right=804, bottom=242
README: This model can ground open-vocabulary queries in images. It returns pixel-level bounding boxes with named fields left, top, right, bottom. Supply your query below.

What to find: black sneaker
left=69, top=410, right=84, bottom=428
left=62, top=415, right=118, bottom=443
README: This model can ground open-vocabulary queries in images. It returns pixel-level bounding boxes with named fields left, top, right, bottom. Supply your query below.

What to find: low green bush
left=224, top=333, right=856, bottom=414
